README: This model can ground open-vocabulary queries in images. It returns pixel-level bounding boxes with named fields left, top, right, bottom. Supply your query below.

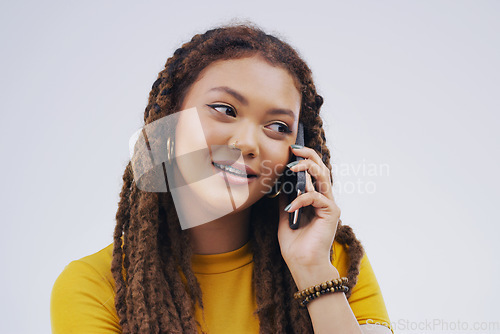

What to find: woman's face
left=172, top=54, right=301, bottom=227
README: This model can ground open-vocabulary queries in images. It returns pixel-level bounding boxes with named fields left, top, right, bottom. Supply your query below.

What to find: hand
left=277, top=145, right=341, bottom=272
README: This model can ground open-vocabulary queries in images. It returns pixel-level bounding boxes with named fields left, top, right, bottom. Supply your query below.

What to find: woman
left=51, top=23, right=392, bottom=334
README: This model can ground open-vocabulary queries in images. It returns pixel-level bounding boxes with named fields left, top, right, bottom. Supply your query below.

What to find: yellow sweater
left=51, top=240, right=392, bottom=333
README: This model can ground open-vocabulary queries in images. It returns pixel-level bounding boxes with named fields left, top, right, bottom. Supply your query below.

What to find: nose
left=230, top=121, right=259, bottom=158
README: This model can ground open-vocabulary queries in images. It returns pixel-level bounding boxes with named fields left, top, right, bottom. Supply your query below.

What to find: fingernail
left=284, top=203, right=292, bottom=211
left=286, top=161, right=299, bottom=169
left=291, top=144, right=303, bottom=149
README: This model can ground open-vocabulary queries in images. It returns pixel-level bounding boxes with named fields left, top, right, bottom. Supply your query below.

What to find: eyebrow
left=208, top=86, right=296, bottom=120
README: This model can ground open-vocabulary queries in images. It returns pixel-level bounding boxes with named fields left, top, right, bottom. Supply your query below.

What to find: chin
left=172, top=176, right=251, bottom=228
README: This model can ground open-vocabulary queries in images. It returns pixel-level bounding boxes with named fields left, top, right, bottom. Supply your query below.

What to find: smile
left=212, top=162, right=256, bottom=178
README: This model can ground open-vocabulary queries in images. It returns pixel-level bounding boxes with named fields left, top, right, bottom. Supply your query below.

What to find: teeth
left=213, top=162, right=248, bottom=177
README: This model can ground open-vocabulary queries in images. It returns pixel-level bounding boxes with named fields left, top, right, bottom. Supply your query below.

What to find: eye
left=207, top=104, right=236, bottom=117
left=266, top=122, right=292, bottom=134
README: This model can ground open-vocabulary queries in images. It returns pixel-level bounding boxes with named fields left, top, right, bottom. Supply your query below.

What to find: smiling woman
left=50, top=22, right=393, bottom=334
left=173, top=55, right=301, bottom=227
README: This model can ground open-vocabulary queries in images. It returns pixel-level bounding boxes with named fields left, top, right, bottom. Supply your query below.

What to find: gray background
left=1, top=0, right=498, bottom=333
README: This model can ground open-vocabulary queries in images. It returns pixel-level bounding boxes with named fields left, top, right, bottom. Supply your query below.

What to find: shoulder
left=331, top=240, right=371, bottom=280
left=77, top=242, right=115, bottom=285
left=50, top=242, right=121, bottom=333
left=53, top=242, right=115, bottom=290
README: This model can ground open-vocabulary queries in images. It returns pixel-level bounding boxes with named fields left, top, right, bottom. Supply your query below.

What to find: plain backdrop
left=1, top=0, right=498, bottom=333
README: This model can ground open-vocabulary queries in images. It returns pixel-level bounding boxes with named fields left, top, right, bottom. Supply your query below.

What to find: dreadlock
left=111, top=21, right=365, bottom=333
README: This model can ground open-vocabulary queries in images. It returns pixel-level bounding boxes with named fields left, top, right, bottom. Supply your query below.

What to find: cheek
left=175, top=108, right=208, bottom=156
left=174, top=108, right=212, bottom=185
left=261, top=149, right=291, bottom=179
left=195, top=113, right=231, bottom=149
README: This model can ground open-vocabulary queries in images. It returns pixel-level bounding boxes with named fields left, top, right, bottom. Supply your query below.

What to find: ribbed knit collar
left=191, top=240, right=253, bottom=274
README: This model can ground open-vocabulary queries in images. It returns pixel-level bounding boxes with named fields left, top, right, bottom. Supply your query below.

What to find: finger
left=284, top=191, right=339, bottom=219
left=304, top=171, right=314, bottom=193
left=290, top=146, right=333, bottom=196
left=290, top=146, right=330, bottom=177
left=289, top=159, right=334, bottom=201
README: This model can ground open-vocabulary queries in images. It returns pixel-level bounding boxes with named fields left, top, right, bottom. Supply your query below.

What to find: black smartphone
left=286, top=121, right=306, bottom=229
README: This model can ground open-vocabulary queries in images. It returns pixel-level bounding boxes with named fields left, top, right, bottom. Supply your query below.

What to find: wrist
left=290, top=263, right=340, bottom=292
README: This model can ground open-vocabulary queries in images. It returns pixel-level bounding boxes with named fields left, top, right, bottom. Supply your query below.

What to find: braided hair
left=111, top=22, right=365, bottom=333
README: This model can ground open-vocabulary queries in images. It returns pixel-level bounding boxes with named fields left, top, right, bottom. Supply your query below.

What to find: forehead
left=185, top=56, right=302, bottom=108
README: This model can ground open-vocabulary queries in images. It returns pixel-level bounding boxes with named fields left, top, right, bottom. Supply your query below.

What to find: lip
left=212, top=160, right=258, bottom=176
left=211, top=161, right=258, bottom=185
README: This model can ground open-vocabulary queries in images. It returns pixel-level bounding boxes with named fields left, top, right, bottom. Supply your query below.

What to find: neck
left=187, top=207, right=252, bottom=255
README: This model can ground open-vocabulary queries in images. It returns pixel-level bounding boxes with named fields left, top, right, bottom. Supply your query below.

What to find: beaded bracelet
left=294, top=277, right=349, bottom=308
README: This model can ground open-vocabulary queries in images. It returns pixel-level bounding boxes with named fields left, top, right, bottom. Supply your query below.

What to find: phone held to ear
left=286, top=122, right=306, bottom=230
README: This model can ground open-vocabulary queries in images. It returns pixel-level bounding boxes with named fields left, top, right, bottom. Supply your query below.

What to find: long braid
left=111, top=22, right=366, bottom=333
left=111, top=162, right=133, bottom=332
left=138, top=191, right=161, bottom=333
left=286, top=268, right=314, bottom=334
left=251, top=199, right=275, bottom=333
left=123, top=182, right=140, bottom=331
left=256, top=197, right=290, bottom=334
left=270, top=255, right=287, bottom=333
left=163, top=198, right=199, bottom=333
left=157, top=204, right=184, bottom=333
left=334, top=222, right=365, bottom=299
